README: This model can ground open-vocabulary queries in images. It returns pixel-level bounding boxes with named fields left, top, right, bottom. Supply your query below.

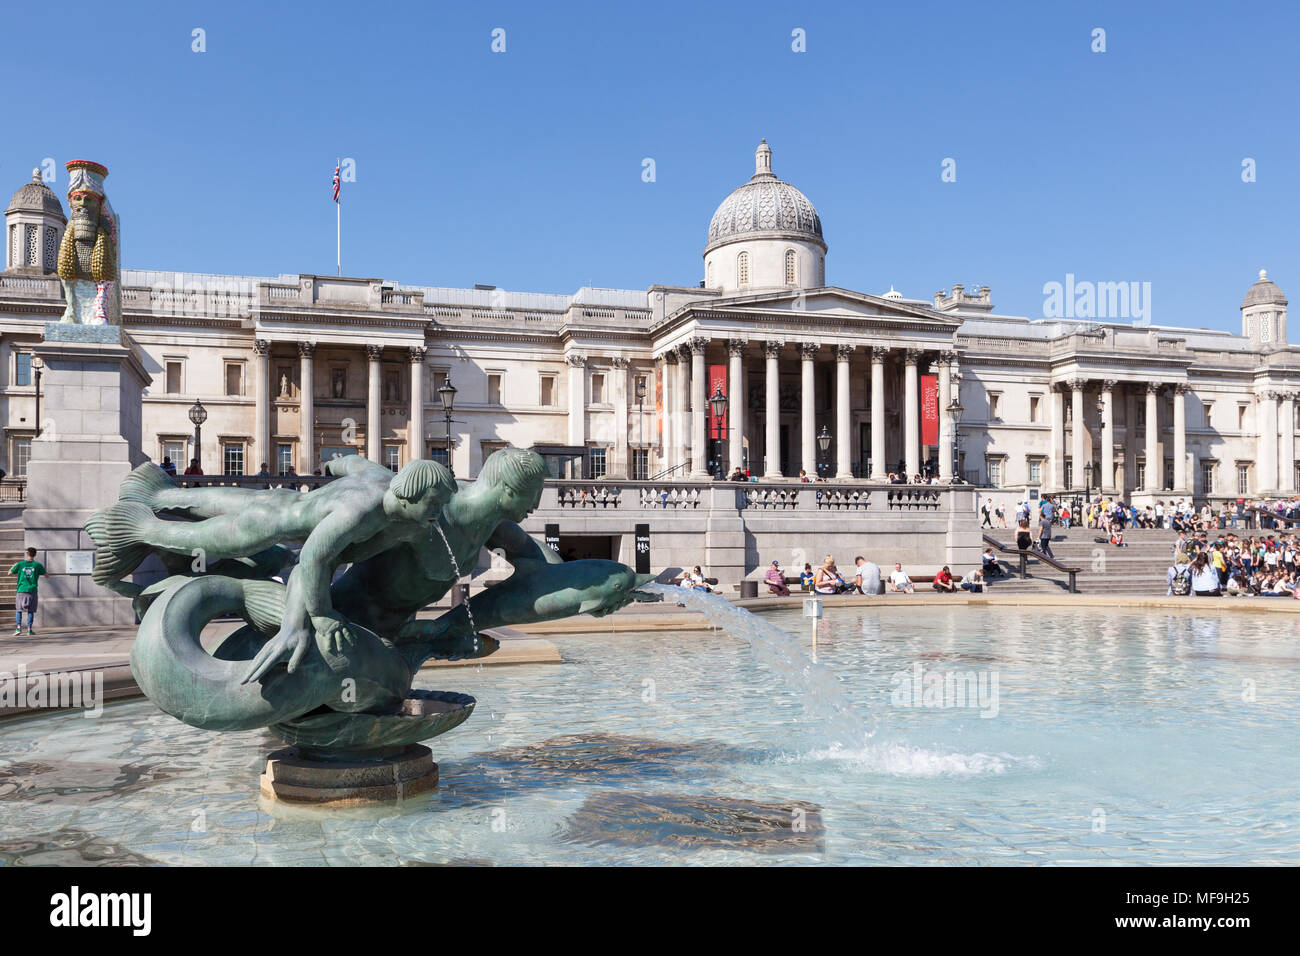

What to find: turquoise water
left=1, top=606, right=1298, bottom=865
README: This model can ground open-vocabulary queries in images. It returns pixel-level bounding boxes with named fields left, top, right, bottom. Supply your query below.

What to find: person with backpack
left=9, top=547, right=46, bottom=634
left=1167, top=552, right=1192, bottom=597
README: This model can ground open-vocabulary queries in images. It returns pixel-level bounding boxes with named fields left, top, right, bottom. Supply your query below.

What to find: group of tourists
left=762, top=553, right=993, bottom=597
left=1166, top=531, right=1300, bottom=598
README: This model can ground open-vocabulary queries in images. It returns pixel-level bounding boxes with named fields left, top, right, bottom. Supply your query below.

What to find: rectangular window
left=1164, top=461, right=1174, bottom=489
left=1029, top=395, right=1041, bottom=423
left=383, top=444, right=400, bottom=472
left=12, top=438, right=31, bottom=478
left=1238, top=463, right=1250, bottom=496
left=1202, top=402, right=1213, bottom=427
left=586, top=446, right=607, bottom=479
left=430, top=369, right=449, bottom=401
left=277, top=443, right=293, bottom=475
left=988, top=391, right=1001, bottom=420
left=487, top=373, right=502, bottom=405
left=1238, top=404, right=1248, bottom=430
left=222, top=442, right=245, bottom=476
left=429, top=446, right=450, bottom=467
left=165, top=361, right=182, bottom=394
left=1028, top=459, right=1042, bottom=484
left=590, top=374, right=605, bottom=405
left=163, top=440, right=185, bottom=468
left=1136, top=462, right=1146, bottom=489
left=1201, top=461, right=1215, bottom=495
left=225, top=363, right=243, bottom=397
left=480, top=440, right=507, bottom=465
left=14, top=353, right=31, bottom=387
left=987, top=458, right=1002, bottom=488
left=1064, top=461, right=1073, bottom=489
left=1136, top=404, right=1145, bottom=428
left=632, top=448, right=649, bottom=480
left=540, top=374, right=556, bottom=407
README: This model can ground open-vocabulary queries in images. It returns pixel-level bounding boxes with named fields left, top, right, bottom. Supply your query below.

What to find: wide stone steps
left=982, top=525, right=1190, bottom=594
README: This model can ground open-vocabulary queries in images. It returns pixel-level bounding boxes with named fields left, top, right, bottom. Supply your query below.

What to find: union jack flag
left=332, top=163, right=340, bottom=203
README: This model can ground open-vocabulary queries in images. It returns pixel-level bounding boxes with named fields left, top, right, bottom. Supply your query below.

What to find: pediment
left=671, top=286, right=962, bottom=328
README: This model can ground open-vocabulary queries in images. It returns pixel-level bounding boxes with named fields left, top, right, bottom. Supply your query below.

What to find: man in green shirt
left=10, top=548, right=46, bottom=635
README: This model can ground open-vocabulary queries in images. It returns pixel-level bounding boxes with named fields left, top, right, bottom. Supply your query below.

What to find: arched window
left=785, top=250, right=796, bottom=285
left=707, top=260, right=714, bottom=287
left=737, top=251, right=749, bottom=287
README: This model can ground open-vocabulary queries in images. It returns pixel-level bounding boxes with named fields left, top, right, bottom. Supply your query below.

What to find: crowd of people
left=1165, top=530, right=1300, bottom=598
left=760, top=553, right=991, bottom=598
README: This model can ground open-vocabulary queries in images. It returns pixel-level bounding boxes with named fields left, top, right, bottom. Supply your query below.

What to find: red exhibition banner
left=707, top=364, right=728, bottom=436
left=921, top=374, right=939, bottom=446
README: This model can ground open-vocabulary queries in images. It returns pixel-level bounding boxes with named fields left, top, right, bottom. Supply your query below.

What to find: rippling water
left=1, top=606, right=1298, bottom=865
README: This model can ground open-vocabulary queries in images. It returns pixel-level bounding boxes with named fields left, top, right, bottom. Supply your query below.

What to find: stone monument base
left=259, top=745, right=438, bottom=806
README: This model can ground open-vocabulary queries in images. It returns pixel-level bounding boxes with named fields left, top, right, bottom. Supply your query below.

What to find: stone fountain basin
left=269, top=690, right=476, bottom=761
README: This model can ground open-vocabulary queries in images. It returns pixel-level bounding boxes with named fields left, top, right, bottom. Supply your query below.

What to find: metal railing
left=0, top=479, right=27, bottom=502
left=982, top=533, right=1081, bottom=593
left=176, top=474, right=335, bottom=492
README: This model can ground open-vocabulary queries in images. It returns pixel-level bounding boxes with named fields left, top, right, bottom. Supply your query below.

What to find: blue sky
left=5, top=0, right=1296, bottom=331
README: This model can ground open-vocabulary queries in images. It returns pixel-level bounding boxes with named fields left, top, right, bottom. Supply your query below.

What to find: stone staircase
left=0, top=520, right=25, bottom=610
left=988, top=525, right=1180, bottom=595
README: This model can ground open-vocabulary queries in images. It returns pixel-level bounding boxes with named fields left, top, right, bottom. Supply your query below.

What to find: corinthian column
left=366, top=344, right=383, bottom=462
left=1258, top=389, right=1280, bottom=493
left=834, top=343, right=853, bottom=479
left=566, top=354, right=586, bottom=447
left=299, top=341, right=315, bottom=472
left=409, top=346, right=426, bottom=464
left=1173, top=382, right=1189, bottom=493
left=1145, top=382, right=1160, bottom=492
left=904, top=349, right=920, bottom=477
left=870, top=347, right=887, bottom=480
left=727, top=339, right=746, bottom=475
left=937, top=351, right=953, bottom=482
left=253, top=339, right=270, bottom=472
left=763, top=340, right=782, bottom=478
left=612, top=357, right=630, bottom=478
left=661, top=352, right=677, bottom=473
left=1282, top=391, right=1297, bottom=493
left=1050, top=385, right=1065, bottom=489
left=1069, top=378, right=1086, bottom=489
left=1100, top=379, right=1116, bottom=493
left=799, top=342, right=818, bottom=477
left=675, top=346, right=691, bottom=470
left=689, top=337, right=709, bottom=477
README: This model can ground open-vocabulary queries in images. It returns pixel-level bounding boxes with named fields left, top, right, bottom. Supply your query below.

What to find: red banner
left=921, top=374, right=939, bottom=446
left=708, top=364, right=728, bottom=440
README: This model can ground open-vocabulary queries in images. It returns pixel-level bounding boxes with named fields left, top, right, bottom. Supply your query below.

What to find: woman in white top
left=1190, top=553, right=1221, bottom=596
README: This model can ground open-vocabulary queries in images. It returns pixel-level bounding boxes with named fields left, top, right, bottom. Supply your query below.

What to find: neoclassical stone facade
left=1, top=145, right=1295, bottom=503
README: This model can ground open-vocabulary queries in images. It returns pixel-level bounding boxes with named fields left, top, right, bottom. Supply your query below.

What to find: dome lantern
left=5, top=168, right=67, bottom=275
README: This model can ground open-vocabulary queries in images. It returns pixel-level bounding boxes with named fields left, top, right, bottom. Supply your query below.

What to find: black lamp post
left=31, top=355, right=44, bottom=439
left=635, top=376, right=647, bottom=479
left=188, top=399, right=208, bottom=471
left=1084, top=460, right=1093, bottom=509
left=709, top=385, right=728, bottom=478
left=817, top=425, right=832, bottom=478
left=437, top=378, right=457, bottom=475
left=947, top=396, right=964, bottom=482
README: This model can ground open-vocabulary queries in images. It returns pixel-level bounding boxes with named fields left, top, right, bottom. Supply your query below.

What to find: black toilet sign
left=544, top=523, right=560, bottom=554
left=634, top=523, right=650, bottom=574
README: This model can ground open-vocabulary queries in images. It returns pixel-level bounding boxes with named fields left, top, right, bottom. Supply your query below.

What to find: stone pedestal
left=260, top=745, right=439, bottom=806
left=23, top=323, right=149, bottom=627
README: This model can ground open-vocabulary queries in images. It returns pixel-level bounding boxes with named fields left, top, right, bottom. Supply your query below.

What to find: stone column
left=1100, top=379, right=1116, bottom=493
left=1173, top=382, right=1189, bottom=492
left=726, top=339, right=746, bottom=475
left=1258, top=389, right=1279, bottom=494
left=366, top=344, right=383, bottom=461
left=611, top=357, right=630, bottom=478
left=409, top=346, right=426, bottom=463
left=904, top=348, right=920, bottom=478
left=661, top=352, right=676, bottom=473
left=833, top=344, right=853, bottom=479
left=566, top=354, right=586, bottom=447
left=762, top=340, right=782, bottom=478
left=1069, top=378, right=1086, bottom=489
left=689, top=337, right=709, bottom=478
left=1050, top=385, right=1065, bottom=489
left=870, top=346, right=887, bottom=480
left=1282, top=391, right=1297, bottom=493
left=675, top=346, right=691, bottom=470
left=1145, top=382, right=1160, bottom=492
left=799, top=342, right=817, bottom=478
left=253, top=339, right=270, bottom=472
left=937, top=351, right=953, bottom=482
left=299, top=341, right=315, bottom=473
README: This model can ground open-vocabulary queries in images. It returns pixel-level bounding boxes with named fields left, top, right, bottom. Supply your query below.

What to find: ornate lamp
left=188, top=399, right=208, bottom=469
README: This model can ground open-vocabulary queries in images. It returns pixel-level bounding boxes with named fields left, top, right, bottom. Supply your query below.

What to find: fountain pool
left=1, top=604, right=1298, bottom=865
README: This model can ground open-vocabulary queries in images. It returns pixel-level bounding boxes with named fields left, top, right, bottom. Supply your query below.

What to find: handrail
left=1245, top=506, right=1300, bottom=528
left=649, top=462, right=687, bottom=480
left=982, top=533, right=1081, bottom=592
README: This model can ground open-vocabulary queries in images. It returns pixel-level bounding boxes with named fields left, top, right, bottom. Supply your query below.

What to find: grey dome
left=6, top=169, right=66, bottom=221
left=705, top=141, right=824, bottom=254
left=1242, top=269, right=1286, bottom=309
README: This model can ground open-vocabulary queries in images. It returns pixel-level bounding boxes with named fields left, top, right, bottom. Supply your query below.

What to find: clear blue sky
left=6, top=0, right=1296, bottom=331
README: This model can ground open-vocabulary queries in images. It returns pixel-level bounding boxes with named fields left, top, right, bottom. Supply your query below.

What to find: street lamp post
left=947, top=396, right=964, bottom=483
left=709, top=385, right=728, bottom=478
left=1084, top=461, right=1093, bottom=516
left=635, top=376, right=647, bottom=480
left=817, top=425, right=832, bottom=478
left=31, top=355, right=45, bottom=439
left=188, top=399, right=208, bottom=472
left=437, top=378, right=457, bottom=476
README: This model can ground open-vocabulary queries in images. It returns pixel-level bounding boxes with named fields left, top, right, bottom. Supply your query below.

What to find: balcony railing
left=176, top=474, right=335, bottom=492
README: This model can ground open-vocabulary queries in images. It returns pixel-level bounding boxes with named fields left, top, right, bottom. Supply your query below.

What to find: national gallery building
left=1, top=143, right=1296, bottom=503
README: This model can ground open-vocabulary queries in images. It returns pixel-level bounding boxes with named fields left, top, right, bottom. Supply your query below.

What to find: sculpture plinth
left=260, top=745, right=439, bottom=806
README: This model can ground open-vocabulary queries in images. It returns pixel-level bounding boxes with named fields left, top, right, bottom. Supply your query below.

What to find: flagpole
left=336, top=156, right=341, bottom=277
